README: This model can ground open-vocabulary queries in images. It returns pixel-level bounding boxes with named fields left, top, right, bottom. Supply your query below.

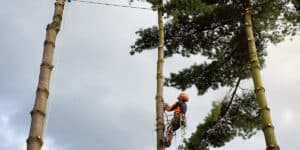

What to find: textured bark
left=156, top=1, right=165, bottom=150
left=27, top=0, right=66, bottom=150
left=244, top=6, right=279, bottom=150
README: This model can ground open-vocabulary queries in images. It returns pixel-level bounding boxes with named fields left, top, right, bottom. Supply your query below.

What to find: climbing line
left=71, top=0, right=154, bottom=10
left=174, top=132, right=178, bottom=150
left=220, top=77, right=241, bottom=117
left=178, top=117, right=187, bottom=150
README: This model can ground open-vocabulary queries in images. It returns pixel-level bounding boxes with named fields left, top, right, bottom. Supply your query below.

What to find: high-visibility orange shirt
left=166, top=101, right=182, bottom=115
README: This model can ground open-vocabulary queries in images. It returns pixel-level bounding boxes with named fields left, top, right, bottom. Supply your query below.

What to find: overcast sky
left=1, top=0, right=300, bottom=150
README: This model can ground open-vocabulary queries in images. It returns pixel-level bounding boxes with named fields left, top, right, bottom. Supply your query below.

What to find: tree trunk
left=244, top=6, right=279, bottom=150
left=156, top=0, right=165, bottom=150
left=27, top=0, right=66, bottom=150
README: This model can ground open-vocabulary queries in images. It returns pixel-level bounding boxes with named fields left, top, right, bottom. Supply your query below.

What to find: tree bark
left=244, top=6, right=279, bottom=150
left=156, top=0, right=165, bottom=150
left=27, top=0, right=66, bottom=150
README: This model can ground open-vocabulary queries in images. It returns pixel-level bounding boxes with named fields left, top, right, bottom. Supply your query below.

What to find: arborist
left=163, top=92, right=189, bottom=147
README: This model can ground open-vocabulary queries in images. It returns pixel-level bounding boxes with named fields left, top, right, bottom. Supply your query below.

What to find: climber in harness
left=163, top=92, right=189, bottom=147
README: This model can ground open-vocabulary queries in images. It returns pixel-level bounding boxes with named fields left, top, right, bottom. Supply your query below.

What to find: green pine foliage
left=131, top=0, right=299, bottom=94
left=185, top=91, right=260, bottom=150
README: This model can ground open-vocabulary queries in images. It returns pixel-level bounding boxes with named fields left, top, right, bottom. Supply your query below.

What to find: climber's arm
left=165, top=101, right=179, bottom=112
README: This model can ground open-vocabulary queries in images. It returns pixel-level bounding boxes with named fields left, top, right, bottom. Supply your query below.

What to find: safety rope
left=177, top=114, right=186, bottom=150
left=198, top=77, right=241, bottom=147
left=174, top=132, right=178, bottom=150
left=164, top=112, right=173, bottom=124
left=70, top=0, right=153, bottom=10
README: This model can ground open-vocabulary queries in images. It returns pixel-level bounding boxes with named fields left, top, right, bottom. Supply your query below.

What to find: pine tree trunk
left=244, top=6, right=279, bottom=150
left=27, top=0, right=66, bottom=150
left=156, top=0, right=165, bottom=150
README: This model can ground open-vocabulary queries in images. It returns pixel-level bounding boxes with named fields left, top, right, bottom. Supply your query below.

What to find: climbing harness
left=163, top=109, right=187, bottom=149
left=198, top=77, right=242, bottom=147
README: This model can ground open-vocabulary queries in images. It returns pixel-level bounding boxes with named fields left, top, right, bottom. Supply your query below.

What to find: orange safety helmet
left=178, top=93, right=189, bottom=102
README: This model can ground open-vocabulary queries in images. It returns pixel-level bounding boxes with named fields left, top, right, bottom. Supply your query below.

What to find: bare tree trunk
left=27, top=0, right=66, bottom=150
left=244, top=5, right=279, bottom=150
left=156, top=0, right=165, bottom=150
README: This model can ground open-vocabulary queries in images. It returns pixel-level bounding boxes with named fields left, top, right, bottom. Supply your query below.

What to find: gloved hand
left=163, top=103, right=169, bottom=111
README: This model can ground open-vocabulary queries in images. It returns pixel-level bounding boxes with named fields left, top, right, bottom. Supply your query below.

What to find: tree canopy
left=131, top=0, right=300, bottom=94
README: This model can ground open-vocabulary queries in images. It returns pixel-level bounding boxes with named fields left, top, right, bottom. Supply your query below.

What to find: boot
left=163, top=131, right=173, bottom=147
left=162, top=137, right=171, bottom=147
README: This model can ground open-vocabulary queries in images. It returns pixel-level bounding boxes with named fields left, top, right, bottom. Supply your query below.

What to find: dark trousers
left=167, top=116, right=180, bottom=133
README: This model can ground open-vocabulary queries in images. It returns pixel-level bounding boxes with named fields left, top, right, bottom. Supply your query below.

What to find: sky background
left=0, top=0, right=300, bottom=150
